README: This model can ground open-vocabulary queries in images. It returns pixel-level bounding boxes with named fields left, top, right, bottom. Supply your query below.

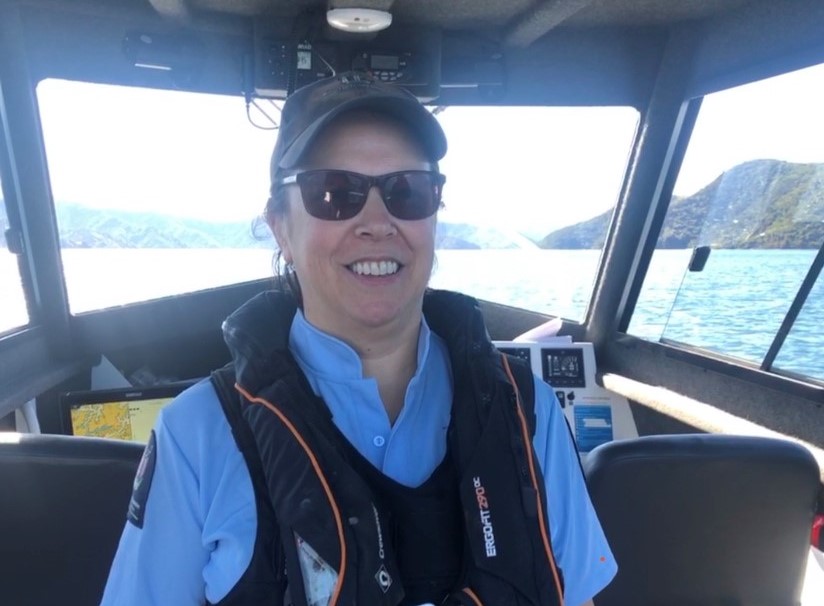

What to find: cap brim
left=277, top=95, right=447, bottom=170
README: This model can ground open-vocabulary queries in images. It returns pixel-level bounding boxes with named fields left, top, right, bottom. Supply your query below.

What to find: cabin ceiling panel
left=565, top=0, right=751, bottom=26
left=687, top=0, right=824, bottom=96
left=148, top=0, right=190, bottom=19
left=188, top=0, right=538, bottom=28
left=162, top=0, right=761, bottom=32
left=192, top=0, right=288, bottom=17
left=13, top=0, right=791, bottom=33
left=358, top=0, right=536, bottom=30
left=477, top=27, right=665, bottom=107
left=19, top=3, right=251, bottom=94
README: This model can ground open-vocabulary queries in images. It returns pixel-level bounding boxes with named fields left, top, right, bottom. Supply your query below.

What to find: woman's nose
left=354, top=186, right=397, bottom=238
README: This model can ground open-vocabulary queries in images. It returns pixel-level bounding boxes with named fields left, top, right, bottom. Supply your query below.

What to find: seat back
left=0, top=433, right=144, bottom=606
left=584, top=434, right=820, bottom=606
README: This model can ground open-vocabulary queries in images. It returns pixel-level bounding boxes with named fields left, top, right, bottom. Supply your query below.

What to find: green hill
left=539, top=159, right=824, bottom=249
left=5, top=159, right=823, bottom=251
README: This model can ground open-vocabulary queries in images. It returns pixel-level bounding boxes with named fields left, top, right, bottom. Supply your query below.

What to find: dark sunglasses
left=277, top=169, right=446, bottom=221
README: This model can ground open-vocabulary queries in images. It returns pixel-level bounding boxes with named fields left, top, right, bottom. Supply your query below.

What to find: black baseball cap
left=270, top=71, right=447, bottom=181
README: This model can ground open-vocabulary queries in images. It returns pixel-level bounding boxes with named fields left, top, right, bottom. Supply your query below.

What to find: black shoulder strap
left=210, top=363, right=274, bottom=510
left=501, top=352, right=584, bottom=472
left=211, top=363, right=241, bottom=425
left=209, top=363, right=289, bottom=606
left=501, top=353, right=537, bottom=436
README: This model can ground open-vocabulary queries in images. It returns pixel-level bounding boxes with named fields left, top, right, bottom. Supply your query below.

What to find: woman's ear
left=267, top=204, right=293, bottom=265
left=266, top=198, right=292, bottom=263
left=273, top=221, right=293, bottom=265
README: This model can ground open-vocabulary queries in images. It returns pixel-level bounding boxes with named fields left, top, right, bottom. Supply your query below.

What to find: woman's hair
left=264, top=181, right=287, bottom=226
left=255, top=186, right=303, bottom=306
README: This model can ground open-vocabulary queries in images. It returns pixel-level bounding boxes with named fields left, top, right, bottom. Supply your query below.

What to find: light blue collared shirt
left=289, top=311, right=452, bottom=488
left=101, top=311, right=616, bottom=606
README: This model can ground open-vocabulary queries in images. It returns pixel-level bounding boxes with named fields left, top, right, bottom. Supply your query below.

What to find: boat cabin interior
left=0, top=0, right=823, bottom=604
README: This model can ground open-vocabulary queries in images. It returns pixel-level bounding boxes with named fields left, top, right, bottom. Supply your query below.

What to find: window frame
left=0, top=90, right=35, bottom=334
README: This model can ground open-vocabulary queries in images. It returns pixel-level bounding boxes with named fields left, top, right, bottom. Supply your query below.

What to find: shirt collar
left=288, top=309, right=432, bottom=382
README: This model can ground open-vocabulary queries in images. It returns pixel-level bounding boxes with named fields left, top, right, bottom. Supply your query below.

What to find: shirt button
left=373, top=435, right=386, bottom=447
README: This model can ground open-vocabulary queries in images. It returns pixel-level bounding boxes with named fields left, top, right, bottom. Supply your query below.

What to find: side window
left=772, top=271, right=823, bottom=380
left=0, top=178, right=30, bottom=334
left=36, top=80, right=278, bottom=314
left=630, top=63, right=824, bottom=382
left=431, top=106, right=638, bottom=322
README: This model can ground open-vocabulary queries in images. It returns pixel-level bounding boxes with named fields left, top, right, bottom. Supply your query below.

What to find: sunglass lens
left=384, top=173, right=440, bottom=220
left=299, top=172, right=367, bottom=220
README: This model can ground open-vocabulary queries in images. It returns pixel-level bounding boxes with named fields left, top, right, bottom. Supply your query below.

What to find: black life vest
left=211, top=289, right=565, bottom=606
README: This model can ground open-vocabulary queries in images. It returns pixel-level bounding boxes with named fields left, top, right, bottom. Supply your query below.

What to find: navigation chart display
left=61, top=382, right=195, bottom=443
left=69, top=398, right=169, bottom=442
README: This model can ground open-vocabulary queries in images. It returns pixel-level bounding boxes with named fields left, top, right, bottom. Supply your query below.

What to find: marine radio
left=252, top=24, right=441, bottom=101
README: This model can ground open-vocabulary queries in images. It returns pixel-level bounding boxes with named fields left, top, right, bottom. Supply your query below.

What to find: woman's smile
left=347, top=259, right=401, bottom=277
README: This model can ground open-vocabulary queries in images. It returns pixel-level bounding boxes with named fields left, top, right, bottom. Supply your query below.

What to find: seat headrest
left=0, top=433, right=145, bottom=606
left=584, top=434, right=821, bottom=606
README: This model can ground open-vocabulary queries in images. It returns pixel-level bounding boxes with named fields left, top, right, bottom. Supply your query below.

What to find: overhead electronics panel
left=253, top=23, right=442, bottom=101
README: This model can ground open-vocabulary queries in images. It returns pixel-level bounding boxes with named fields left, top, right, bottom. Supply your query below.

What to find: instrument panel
left=494, top=340, right=638, bottom=452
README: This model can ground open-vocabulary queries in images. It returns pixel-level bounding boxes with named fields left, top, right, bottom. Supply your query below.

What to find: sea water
left=1, top=248, right=821, bottom=380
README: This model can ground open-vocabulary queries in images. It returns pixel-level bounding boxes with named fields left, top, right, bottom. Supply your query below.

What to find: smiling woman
left=99, top=71, right=617, bottom=606
left=4, top=1, right=824, bottom=606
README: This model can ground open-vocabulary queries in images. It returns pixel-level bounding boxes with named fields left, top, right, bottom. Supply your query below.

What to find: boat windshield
left=34, top=78, right=639, bottom=321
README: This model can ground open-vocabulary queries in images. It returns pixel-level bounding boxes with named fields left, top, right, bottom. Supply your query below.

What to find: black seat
left=584, top=434, right=820, bottom=606
left=0, top=433, right=144, bottom=606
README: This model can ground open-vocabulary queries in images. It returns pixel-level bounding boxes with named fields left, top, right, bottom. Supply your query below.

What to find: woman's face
left=271, top=113, right=437, bottom=341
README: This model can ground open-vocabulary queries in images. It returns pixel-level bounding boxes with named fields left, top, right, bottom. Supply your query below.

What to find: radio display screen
left=542, top=348, right=585, bottom=388
left=370, top=54, right=399, bottom=70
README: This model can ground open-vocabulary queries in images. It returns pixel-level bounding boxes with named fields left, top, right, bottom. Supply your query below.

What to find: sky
left=674, top=62, right=824, bottom=198
left=34, top=61, right=824, bottom=240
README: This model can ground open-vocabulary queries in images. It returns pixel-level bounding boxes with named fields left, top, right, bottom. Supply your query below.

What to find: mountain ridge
left=0, top=202, right=535, bottom=250
left=3, top=159, right=822, bottom=251
left=538, top=159, right=824, bottom=249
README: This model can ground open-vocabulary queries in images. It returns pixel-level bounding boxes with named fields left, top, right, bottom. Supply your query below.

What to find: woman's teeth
left=349, top=260, right=399, bottom=276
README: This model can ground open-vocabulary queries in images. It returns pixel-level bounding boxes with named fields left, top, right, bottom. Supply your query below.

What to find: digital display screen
left=370, top=54, right=399, bottom=70
left=541, top=348, right=585, bottom=388
left=69, top=398, right=173, bottom=443
left=296, top=49, right=312, bottom=70
left=61, top=382, right=195, bottom=443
